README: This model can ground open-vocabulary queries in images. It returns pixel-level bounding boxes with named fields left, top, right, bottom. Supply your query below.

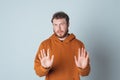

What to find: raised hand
left=74, top=48, right=89, bottom=69
left=39, top=49, right=54, bottom=68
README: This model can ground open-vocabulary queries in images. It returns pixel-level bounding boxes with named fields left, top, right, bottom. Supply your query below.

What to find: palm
left=74, top=48, right=89, bottom=69
left=76, top=55, right=88, bottom=69
left=39, top=49, right=54, bottom=68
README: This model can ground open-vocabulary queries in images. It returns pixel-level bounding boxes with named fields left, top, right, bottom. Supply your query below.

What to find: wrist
left=42, top=66, right=51, bottom=69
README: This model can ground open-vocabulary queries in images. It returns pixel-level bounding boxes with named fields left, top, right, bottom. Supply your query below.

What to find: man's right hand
left=39, top=49, right=54, bottom=69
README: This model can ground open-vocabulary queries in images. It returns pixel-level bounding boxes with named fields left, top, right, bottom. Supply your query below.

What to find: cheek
left=61, top=26, right=68, bottom=31
left=53, top=27, right=58, bottom=32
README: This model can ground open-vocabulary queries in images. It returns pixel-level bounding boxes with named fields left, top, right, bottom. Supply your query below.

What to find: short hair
left=51, top=11, right=69, bottom=25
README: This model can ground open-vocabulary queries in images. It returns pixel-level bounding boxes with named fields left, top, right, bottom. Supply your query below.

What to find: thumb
left=50, top=55, right=54, bottom=64
left=74, top=56, right=78, bottom=66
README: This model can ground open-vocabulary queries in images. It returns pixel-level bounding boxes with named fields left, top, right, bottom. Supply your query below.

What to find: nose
left=58, top=24, right=61, bottom=30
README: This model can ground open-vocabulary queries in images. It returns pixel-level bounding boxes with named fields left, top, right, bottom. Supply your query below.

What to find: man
left=34, top=11, right=90, bottom=80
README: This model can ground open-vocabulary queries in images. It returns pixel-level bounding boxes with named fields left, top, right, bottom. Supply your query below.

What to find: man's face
left=52, top=18, right=69, bottom=38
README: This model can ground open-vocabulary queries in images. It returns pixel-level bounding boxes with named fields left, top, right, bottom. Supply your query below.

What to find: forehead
left=53, top=18, right=66, bottom=23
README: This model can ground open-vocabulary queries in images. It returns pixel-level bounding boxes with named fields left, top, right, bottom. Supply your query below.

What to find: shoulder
left=37, top=38, right=52, bottom=51
left=41, top=38, right=52, bottom=46
left=40, top=34, right=55, bottom=45
left=72, top=38, right=85, bottom=48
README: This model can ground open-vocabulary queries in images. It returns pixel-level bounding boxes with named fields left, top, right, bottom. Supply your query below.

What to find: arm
left=78, top=59, right=90, bottom=76
left=74, top=48, right=91, bottom=76
left=34, top=56, right=50, bottom=77
left=34, top=44, right=54, bottom=77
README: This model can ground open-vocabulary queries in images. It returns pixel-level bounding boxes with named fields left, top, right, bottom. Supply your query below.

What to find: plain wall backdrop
left=0, top=0, right=120, bottom=80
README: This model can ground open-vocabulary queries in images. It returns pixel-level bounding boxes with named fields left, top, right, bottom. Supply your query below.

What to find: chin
left=57, top=33, right=68, bottom=38
left=56, top=35, right=64, bottom=38
left=54, top=31, right=68, bottom=38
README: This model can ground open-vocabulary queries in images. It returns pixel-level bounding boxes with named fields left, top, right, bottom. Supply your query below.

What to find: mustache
left=57, top=30, right=64, bottom=33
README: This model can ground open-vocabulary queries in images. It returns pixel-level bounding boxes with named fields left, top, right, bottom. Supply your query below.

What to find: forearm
left=34, top=60, right=50, bottom=77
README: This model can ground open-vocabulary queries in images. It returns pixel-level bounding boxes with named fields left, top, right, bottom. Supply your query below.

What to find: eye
left=60, top=22, right=66, bottom=26
left=53, top=24, right=57, bottom=26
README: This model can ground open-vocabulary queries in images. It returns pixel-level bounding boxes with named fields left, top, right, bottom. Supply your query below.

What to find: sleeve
left=34, top=42, right=50, bottom=77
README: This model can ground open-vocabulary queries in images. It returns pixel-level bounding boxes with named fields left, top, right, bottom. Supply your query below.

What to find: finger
left=86, top=52, right=89, bottom=60
left=78, top=48, right=80, bottom=57
left=50, top=55, right=54, bottom=64
left=38, top=54, right=42, bottom=61
left=40, top=50, right=44, bottom=58
left=83, top=48, right=86, bottom=57
left=81, top=47, right=84, bottom=56
left=43, top=49, right=46, bottom=57
left=47, top=49, right=50, bottom=57
left=74, top=56, right=78, bottom=65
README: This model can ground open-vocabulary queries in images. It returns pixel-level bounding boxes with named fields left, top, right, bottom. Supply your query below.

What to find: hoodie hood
left=49, top=33, right=76, bottom=43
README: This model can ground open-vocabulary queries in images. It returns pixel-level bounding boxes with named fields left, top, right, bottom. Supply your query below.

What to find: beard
left=54, top=29, right=68, bottom=38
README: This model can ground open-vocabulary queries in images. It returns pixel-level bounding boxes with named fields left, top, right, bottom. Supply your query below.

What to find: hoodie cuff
left=78, top=63, right=90, bottom=76
left=41, top=66, right=51, bottom=70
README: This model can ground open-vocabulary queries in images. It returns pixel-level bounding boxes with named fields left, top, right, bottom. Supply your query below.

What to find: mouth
left=57, top=30, right=63, bottom=34
left=56, top=31, right=64, bottom=37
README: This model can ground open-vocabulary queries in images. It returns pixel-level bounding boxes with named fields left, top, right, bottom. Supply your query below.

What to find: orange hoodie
left=34, top=33, right=90, bottom=80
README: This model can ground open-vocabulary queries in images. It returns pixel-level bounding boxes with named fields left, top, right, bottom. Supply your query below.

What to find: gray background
left=0, top=0, right=120, bottom=80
